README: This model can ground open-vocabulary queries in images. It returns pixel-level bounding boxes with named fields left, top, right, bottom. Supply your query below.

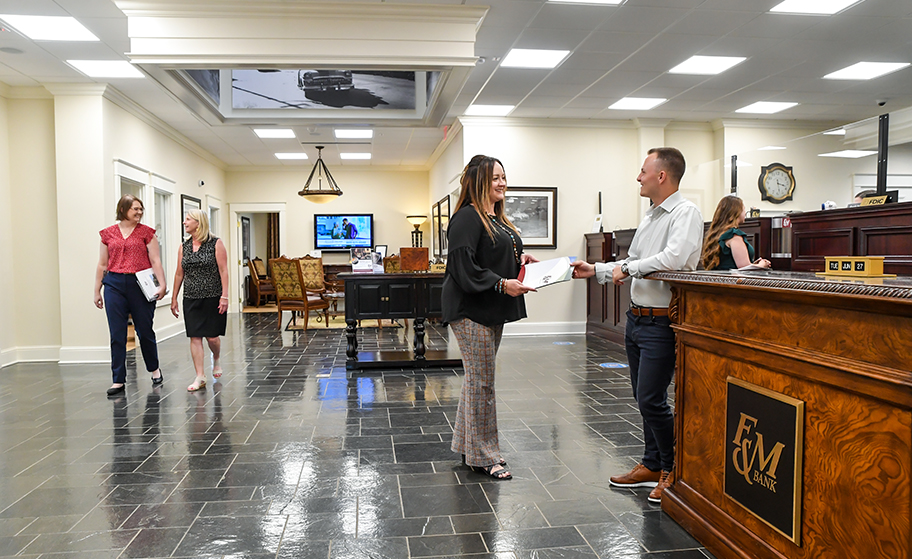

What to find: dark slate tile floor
left=0, top=313, right=716, bottom=558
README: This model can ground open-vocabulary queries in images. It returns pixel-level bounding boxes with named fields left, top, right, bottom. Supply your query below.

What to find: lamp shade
left=406, top=215, right=427, bottom=226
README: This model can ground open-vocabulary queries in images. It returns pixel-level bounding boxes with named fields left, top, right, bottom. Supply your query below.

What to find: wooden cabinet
left=341, top=273, right=460, bottom=370
left=789, top=201, right=912, bottom=274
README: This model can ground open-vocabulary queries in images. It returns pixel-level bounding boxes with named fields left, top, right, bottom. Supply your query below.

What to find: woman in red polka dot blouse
left=94, top=194, right=167, bottom=396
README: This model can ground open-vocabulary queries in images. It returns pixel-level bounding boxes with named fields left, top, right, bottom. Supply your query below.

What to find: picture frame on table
left=180, top=194, right=202, bottom=241
left=240, top=216, right=251, bottom=264
left=504, top=186, right=557, bottom=249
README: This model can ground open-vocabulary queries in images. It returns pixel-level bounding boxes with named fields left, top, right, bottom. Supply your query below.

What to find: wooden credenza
left=653, top=270, right=911, bottom=559
left=341, top=272, right=461, bottom=370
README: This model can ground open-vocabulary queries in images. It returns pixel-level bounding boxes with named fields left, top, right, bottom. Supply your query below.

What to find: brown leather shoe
left=647, top=469, right=674, bottom=503
left=609, top=464, right=661, bottom=488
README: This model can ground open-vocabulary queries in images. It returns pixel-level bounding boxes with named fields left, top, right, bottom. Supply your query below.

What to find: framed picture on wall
left=241, top=216, right=251, bottom=264
left=504, top=186, right=557, bottom=249
left=438, top=195, right=450, bottom=257
left=431, top=202, right=441, bottom=259
left=180, top=194, right=202, bottom=241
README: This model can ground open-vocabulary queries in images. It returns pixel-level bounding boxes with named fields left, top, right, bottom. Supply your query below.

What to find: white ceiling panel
left=514, top=27, right=592, bottom=51
left=479, top=67, right=550, bottom=97
left=527, top=3, right=618, bottom=31
left=578, top=32, right=654, bottom=54
left=729, top=14, right=824, bottom=39
left=597, top=6, right=692, bottom=33
left=667, top=10, right=759, bottom=36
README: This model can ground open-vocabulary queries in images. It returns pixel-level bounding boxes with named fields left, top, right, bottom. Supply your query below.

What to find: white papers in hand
left=736, top=263, right=768, bottom=271
left=135, top=268, right=162, bottom=301
left=519, top=257, right=575, bottom=289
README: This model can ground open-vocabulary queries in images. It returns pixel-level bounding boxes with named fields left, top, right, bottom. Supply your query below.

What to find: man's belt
left=630, top=306, right=668, bottom=317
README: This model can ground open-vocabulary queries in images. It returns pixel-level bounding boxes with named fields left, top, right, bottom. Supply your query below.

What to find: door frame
left=228, top=203, right=287, bottom=313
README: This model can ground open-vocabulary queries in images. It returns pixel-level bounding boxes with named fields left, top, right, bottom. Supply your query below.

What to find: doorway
left=228, top=203, right=287, bottom=313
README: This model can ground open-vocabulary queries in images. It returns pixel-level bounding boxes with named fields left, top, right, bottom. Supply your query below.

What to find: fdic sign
left=725, top=377, right=805, bottom=545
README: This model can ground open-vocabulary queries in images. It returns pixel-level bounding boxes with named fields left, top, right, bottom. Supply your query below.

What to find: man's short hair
left=647, top=147, right=686, bottom=185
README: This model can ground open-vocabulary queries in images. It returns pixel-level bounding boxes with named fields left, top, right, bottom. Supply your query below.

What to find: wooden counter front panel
left=672, top=287, right=910, bottom=559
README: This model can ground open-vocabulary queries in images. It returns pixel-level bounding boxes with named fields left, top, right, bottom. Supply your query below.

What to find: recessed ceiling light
left=548, top=0, right=625, bottom=4
left=668, top=55, right=746, bottom=75
left=465, top=104, right=515, bottom=116
left=769, top=0, right=864, bottom=15
left=275, top=153, right=308, bottom=160
left=823, top=129, right=846, bottom=136
left=501, top=48, right=570, bottom=69
left=340, top=153, right=371, bottom=160
left=255, top=129, right=295, bottom=139
left=823, top=62, right=910, bottom=80
left=334, top=129, right=373, bottom=139
left=608, top=97, right=667, bottom=110
left=735, top=101, right=797, bottom=114
left=818, top=150, right=876, bottom=158
left=759, top=146, right=787, bottom=151
left=0, top=14, right=98, bottom=41
left=67, top=60, right=143, bottom=78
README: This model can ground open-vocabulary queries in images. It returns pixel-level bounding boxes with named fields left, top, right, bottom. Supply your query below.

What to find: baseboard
left=155, top=321, right=186, bottom=342
left=1, top=345, right=63, bottom=368
left=502, top=321, right=586, bottom=336
left=58, top=346, right=110, bottom=364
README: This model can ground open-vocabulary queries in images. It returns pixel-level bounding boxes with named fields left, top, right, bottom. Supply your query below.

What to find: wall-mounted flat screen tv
left=314, top=214, right=374, bottom=251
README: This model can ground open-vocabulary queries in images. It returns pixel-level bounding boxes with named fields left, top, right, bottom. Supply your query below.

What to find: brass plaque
left=725, top=377, right=804, bottom=545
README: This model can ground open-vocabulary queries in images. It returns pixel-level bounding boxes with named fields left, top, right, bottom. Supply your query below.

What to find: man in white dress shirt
left=572, top=147, right=703, bottom=503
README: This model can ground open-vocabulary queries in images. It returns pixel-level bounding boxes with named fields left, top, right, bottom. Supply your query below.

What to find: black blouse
left=442, top=206, right=527, bottom=327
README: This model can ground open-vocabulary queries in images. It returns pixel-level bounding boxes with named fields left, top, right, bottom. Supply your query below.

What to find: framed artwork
left=180, top=194, right=202, bottom=241
left=241, top=216, right=251, bottom=264
left=431, top=203, right=440, bottom=258
left=438, top=195, right=449, bottom=257
left=504, top=186, right=557, bottom=249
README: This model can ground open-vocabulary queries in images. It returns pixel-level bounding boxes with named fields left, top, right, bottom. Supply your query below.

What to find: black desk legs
left=413, top=317, right=426, bottom=361
left=345, top=319, right=358, bottom=361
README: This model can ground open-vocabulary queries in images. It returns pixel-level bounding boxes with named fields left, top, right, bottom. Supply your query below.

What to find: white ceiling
left=1, top=0, right=910, bottom=169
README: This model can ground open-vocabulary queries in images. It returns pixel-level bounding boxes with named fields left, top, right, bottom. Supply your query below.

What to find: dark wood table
left=341, top=272, right=462, bottom=370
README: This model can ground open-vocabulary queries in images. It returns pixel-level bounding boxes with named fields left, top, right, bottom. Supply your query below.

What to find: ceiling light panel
left=608, top=97, right=667, bottom=110
left=669, top=55, right=746, bottom=75
left=275, top=153, right=308, bottom=160
left=340, top=153, right=371, bottom=160
left=501, top=48, right=570, bottom=69
left=735, top=101, right=798, bottom=114
left=0, top=15, right=99, bottom=41
left=769, top=0, right=864, bottom=15
left=823, top=129, right=846, bottom=135
left=255, top=129, right=295, bottom=139
left=818, top=150, right=876, bottom=158
left=334, top=129, right=373, bottom=139
left=759, top=146, right=787, bottom=150
left=67, top=60, right=143, bottom=78
left=823, top=62, right=910, bottom=80
left=548, top=0, right=625, bottom=4
left=465, top=105, right=515, bottom=116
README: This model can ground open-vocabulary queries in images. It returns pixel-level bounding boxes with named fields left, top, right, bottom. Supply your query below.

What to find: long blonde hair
left=454, top=154, right=519, bottom=241
left=185, top=209, right=211, bottom=243
left=701, top=195, right=744, bottom=270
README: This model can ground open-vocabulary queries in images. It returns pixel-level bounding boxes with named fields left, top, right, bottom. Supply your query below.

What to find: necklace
left=489, top=215, right=520, bottom=263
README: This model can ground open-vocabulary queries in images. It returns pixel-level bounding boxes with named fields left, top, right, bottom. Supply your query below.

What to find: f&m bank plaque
left=725, top=377, right=805, bottom=545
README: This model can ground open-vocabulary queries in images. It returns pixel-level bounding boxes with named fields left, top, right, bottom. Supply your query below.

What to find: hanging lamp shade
left=298, top=146, right=342, bottom=203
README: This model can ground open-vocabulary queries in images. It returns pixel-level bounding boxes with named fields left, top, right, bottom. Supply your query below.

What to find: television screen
left=314, top=214, right=374, bottom=251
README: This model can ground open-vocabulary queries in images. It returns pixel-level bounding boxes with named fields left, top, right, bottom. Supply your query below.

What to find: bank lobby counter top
left=649, top=270, right=910, bottom=559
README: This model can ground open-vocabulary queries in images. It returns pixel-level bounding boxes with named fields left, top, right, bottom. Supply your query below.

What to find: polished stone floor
left=0, top=313, right=715, bottom=558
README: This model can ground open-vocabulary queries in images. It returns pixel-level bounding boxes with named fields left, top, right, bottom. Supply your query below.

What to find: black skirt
left=183, top=296, right=226, bottom=338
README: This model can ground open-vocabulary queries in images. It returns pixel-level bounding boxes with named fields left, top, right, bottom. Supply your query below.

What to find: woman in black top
left=443, top=155, right=537, bottom=480
left=170, top=209, right=229, bottom=392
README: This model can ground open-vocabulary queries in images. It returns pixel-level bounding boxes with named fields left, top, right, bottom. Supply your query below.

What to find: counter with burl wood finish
left=651, top=270, right=910, bottom=559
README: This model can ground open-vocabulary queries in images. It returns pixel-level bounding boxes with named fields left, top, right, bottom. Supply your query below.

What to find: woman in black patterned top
left=170, top=209, right=229, bottom=392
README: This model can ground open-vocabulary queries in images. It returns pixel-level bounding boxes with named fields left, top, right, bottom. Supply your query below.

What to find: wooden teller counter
left=650, top=269, right=910, bottom=559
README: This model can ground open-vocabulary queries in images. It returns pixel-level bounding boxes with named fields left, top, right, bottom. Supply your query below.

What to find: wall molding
left=58, top=346, right=110, bottom=364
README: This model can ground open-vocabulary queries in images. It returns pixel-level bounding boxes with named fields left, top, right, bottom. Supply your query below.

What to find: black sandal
left=472, top=464, right=512, bottom=480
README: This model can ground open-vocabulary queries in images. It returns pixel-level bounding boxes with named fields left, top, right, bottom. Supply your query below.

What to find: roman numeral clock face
left=758, top=163, right=795, bottom=204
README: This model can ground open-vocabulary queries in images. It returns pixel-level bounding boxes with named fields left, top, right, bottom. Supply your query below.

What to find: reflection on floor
left=0, top=313, right=714, bottom=558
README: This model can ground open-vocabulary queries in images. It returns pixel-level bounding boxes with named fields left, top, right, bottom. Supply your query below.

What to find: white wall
left=226, top=168, right=430, bottom=266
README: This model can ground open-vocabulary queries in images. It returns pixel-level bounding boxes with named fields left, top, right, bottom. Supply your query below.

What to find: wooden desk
left=653, top=270, right=911, bottom=559
left=341, top=272, right=462, bottom=370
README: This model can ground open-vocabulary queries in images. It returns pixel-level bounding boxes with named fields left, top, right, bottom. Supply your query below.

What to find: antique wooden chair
left=247, top=257, right=275, bottom=307
left=269, top=256, right=329, bottom=330
left=296, top=255, right=331, bottom=325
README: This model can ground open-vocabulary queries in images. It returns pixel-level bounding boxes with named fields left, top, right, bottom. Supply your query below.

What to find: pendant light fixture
left=298, top=146, right=342, bottom=203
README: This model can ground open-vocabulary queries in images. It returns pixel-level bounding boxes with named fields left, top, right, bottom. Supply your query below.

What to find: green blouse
left=716, top=228, right=754, bottom=270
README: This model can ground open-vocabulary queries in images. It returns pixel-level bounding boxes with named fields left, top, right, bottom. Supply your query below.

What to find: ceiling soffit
left=114, top=1, right=488, bottom=127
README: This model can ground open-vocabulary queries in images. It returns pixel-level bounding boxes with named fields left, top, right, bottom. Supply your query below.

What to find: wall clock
left=758, top=163, right=795, bottom=204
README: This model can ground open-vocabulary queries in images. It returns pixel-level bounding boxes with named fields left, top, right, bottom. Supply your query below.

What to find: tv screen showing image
left=314, top=214, right=374, bottom=251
